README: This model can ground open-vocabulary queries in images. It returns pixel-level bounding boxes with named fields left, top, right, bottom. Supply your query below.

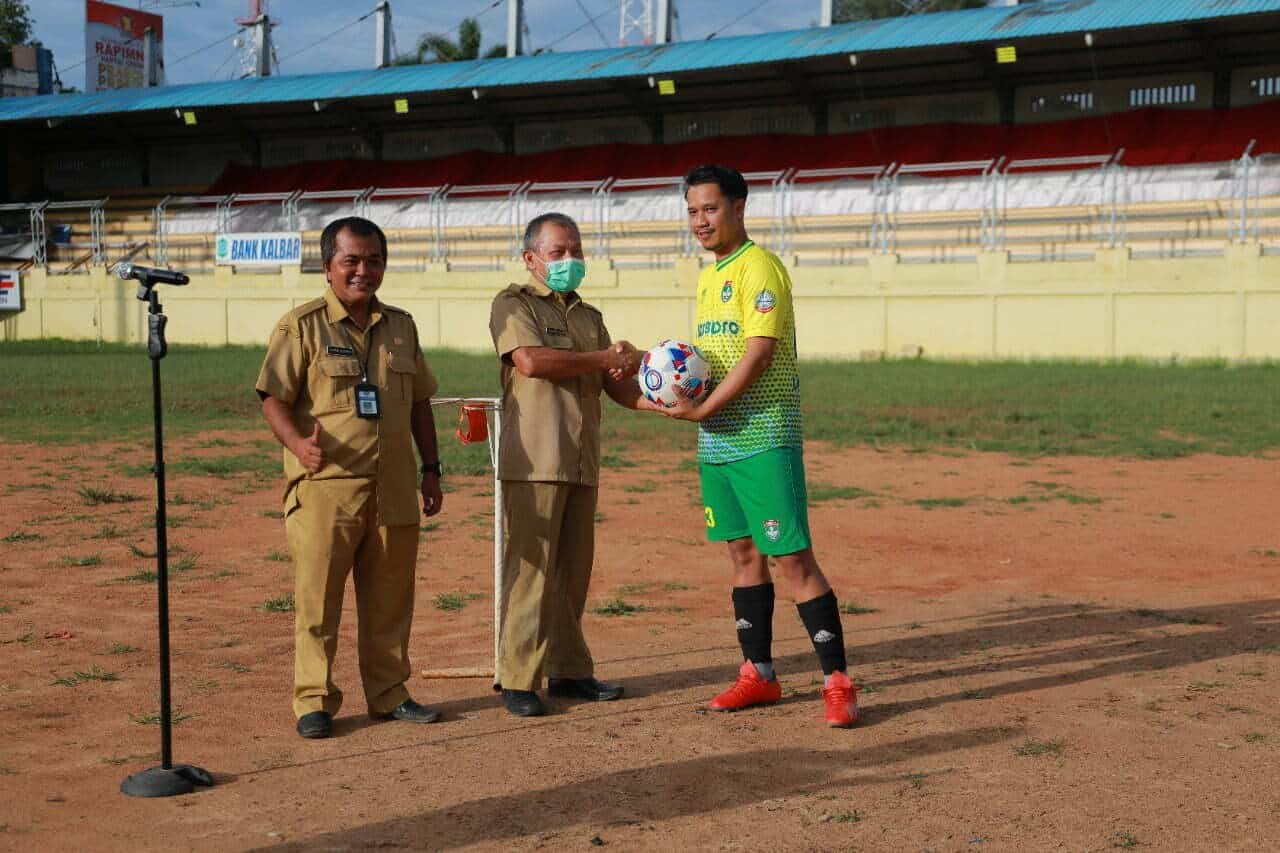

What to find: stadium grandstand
left=2, top=0, right=1279, bottom=360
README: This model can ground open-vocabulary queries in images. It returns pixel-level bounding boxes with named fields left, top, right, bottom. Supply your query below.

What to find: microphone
left=116, top=263, right=190, bottom=286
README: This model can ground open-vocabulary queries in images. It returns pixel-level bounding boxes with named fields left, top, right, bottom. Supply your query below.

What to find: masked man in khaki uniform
left=488, top=212, right=644, bottom=717
left=256, top=216, right=446, bottom=739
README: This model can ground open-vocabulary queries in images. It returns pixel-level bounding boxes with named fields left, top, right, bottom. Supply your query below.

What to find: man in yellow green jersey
left=649, top=164, right=859, bottom=728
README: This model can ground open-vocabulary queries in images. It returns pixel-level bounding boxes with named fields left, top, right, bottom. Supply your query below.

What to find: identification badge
left=355, top=382, right=381, bottom=419
left=326, top=345, right=356, bottom=357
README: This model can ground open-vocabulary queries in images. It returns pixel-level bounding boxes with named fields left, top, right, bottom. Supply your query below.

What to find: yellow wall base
left=6, top=245, right=1279, bottom=361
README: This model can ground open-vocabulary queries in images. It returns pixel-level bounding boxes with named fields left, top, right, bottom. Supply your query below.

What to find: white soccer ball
left=639, top=340, right=711, bottom=408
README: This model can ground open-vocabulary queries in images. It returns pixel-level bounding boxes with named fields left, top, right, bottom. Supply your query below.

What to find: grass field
left=5, top=340, right=1279, bottom=461
left=5, top=341, right=1280, bottom=851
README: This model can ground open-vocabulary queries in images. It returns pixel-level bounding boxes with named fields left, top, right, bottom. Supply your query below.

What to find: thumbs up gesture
left=294, top=422, right=325, bottom=474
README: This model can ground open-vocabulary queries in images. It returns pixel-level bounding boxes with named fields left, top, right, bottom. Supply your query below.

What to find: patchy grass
left=1111, top=831, right=1139, bottom=849
left=662, top=581, right=693, bottom=591
left=114, top=569, right=158, bottom=584
left=108, top=643, right=139, bottom=655
left=130, top=709, right=193, bottom=726
left=77, top=486, right=140, bottom=506
left=600, top=453, right=638, bottom=469
left=911, top=497, right=970, bottom=510
left=616, top=582, right=656, bottom=596
left=808, top=484, right=877, bottom=504
left=1013, top=738, right=1065, bottom=757
left=2, top=531, right=42, bottom=544
left=434, top=592, right=483, bottom=612
left=219, top=662, right=252, bottom=674
left=90, top=524, right=125, bottom=539
left=623, top=481, right=659, bottom=493
left=51, top=664, right=120, bottom=687
left=592, top=598, right=649, bottom=617
left=961, top=688, right=992, bottom=700
left=840, top=601, right=879, bottom=615
left=258, top=594, right=295, bottom=613
left=60, top=554, right=103, bottom=568
left=832, top=811, right=863, bottom=824
left=263, top=551, right=291, bottom=563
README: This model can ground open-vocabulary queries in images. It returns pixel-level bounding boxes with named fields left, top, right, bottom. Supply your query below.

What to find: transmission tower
left=619, top=0, right=654, bottom=45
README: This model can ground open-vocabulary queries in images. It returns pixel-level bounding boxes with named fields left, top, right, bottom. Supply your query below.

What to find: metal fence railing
left=7, top=142, right=1277, bottom=274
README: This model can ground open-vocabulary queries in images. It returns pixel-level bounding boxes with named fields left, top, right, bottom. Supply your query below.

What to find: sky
left=32, top=0, right=831, bottom=91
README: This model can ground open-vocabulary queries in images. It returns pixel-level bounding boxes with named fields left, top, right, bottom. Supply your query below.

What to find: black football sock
left=732, top=583, right=775, bottom=676
left=796, top=590, right=847, bottom=676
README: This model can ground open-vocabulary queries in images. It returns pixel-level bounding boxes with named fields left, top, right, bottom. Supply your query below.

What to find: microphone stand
left=120, top=272, right=214, bottom=798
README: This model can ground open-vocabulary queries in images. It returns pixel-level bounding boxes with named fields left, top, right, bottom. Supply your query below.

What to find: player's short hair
left=523, top=212, right=580, bottom=252
left=683, top=164, right=749, bottom=201
left=320, top=217, right=388, bottom=267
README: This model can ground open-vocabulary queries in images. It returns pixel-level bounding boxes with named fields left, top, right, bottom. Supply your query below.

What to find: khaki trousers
left=498, top=481, right=597, bottom=691
left=286, top=479, right=418, bottom=718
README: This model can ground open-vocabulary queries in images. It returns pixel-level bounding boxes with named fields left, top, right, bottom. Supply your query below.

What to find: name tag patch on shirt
left=545, top=326, right=568, bottom=337
left=326, top=345, right=356, bottom=357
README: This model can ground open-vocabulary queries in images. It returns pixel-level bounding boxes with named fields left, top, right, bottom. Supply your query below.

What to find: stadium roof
left=6, top=0, right=1280, bottom=124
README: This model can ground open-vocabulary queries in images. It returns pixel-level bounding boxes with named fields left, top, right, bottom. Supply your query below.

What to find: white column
left=143, top=27, right=161, bottom=86
left=820, top=0, right=833, bottom=27
left=655, top=0, right=672, bottom=43
left=506, top=0, right=524, bottom=57
left=253, top=15, right=273, bottom=77
left=375, top=1, right=392, bottom=68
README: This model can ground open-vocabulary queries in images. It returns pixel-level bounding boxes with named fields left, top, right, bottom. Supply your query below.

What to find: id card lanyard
left=345, top=322, right=381, bottom=420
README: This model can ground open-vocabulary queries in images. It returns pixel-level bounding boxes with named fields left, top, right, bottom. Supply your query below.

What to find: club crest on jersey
left=720, top=281, right=734, bottom=302
left=763, top=519, right=781, bottom=541
left=755, top=290, right=777, bottom=314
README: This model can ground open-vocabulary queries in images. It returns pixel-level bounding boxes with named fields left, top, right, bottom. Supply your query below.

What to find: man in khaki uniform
left=256, top=216, right=445, bottom=739
left=489, top=212, right=643, bottom=717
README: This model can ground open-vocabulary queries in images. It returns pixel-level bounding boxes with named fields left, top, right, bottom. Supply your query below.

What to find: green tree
left=1, top=0, right=33, bottom=46
left=393, top=17, right=506, bottom=65
left=835, top=0, right=987, bottom=22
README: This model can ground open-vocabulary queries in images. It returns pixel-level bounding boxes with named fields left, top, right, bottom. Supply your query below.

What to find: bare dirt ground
left=1, top=434, right=1279, bottom=852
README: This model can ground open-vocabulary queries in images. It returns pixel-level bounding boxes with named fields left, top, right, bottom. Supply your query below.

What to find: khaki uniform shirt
left=489, top=278, right=611, bottom=486
left=255, top=288, right=438, bottom=526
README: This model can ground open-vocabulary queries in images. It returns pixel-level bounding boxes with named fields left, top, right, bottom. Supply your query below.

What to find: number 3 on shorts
left=704, top=507, right=716, bottom=528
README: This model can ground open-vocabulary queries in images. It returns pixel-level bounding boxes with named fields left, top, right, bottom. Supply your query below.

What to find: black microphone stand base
left=121, top=764, right=214, bottom=798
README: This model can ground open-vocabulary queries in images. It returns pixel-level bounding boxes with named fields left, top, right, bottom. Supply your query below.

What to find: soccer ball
left=639, top=340, right=711, bottom=408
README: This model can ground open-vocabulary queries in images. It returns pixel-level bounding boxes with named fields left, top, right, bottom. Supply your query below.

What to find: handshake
left=603, top=341, right=643, bottom=382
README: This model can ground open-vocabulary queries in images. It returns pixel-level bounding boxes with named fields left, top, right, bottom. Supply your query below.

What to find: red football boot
left=708, top=661, right=782, bottom=712
left=822, top=670, right=860, bottom=728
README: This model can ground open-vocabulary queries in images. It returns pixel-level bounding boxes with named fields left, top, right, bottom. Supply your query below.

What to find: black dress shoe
left=548, top=677, right=624, bottom=701
left=296, top=711, right=332, bottom=739
left=502, top=689, right=547, bottom=717
left=387, top=699, right=442, bottom=723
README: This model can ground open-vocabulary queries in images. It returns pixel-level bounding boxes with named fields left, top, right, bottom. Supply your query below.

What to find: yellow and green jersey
left=694, top=240, right=802, bottom=464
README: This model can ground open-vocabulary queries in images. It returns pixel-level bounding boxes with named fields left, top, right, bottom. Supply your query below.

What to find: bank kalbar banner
left=85, top=0, right=164, bottom=92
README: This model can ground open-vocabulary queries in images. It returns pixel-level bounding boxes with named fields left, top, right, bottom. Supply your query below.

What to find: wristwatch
left=421, top=460, right=444, bottom=477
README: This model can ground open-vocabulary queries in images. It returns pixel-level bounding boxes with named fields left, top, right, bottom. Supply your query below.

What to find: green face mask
left=544, top=258, right=586, bottom=293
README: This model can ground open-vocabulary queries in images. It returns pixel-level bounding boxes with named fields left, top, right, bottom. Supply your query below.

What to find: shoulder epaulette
left=291, top=297, right=327, bottom=318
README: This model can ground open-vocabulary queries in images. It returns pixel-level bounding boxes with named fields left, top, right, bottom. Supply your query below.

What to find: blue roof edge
left=6, top=0, right=1280, bottom=123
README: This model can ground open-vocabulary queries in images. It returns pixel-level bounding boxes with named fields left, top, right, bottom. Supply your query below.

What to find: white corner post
left=375, top=1, right=392, bottom=68
left=143, top=27, right=161, bottom=86
left=656, top=0, right=673, bottom=43
left=820, top=0, right=833, bottom=27
left=252, top=14, right=274, bottom=77
left=506, top=0, right=524, bottom=57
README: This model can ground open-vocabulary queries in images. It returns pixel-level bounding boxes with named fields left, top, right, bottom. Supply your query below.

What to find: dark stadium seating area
left=206, top=103, right=1280, bottom=194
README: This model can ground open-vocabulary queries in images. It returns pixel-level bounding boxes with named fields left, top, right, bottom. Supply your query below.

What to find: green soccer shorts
left=699, top=446, right=812, bottom=556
